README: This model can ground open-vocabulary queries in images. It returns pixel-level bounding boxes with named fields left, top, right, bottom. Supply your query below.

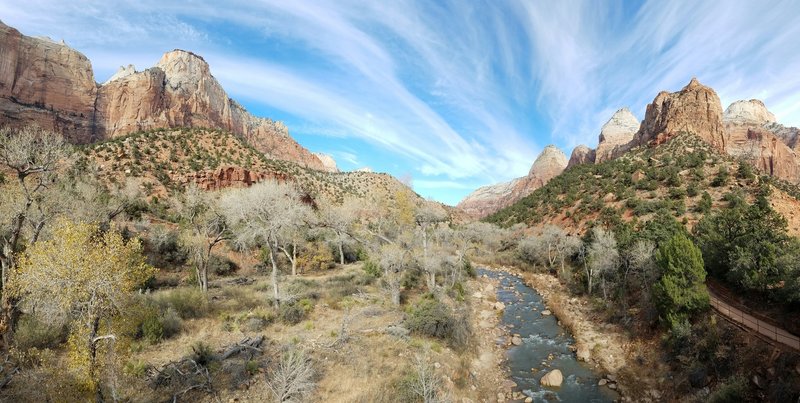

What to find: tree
left=379, top=243, right=409, bottom=306
left=694, top=192, right=798, bottom=294
left=0, top=126, right=67, bottom=345
left=11, top=219, right=154, bottom=399
left=586, top=228, right=619, bottom=297
left=179, top=185, right=229, bottom=292
left=652, top=234, right=709, bottom=332
left=222, top=181, right=311, bottom=304
left=318, top=198, right=359, bottom=265
left=415, top=202, right=447, bottom=291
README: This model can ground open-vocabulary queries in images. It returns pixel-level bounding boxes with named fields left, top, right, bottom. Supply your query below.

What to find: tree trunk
left=88, top=316, right=103, bottom=403
left=338, top=237, right=345, bottom=266
left=269, top=242, right=280, bottom=305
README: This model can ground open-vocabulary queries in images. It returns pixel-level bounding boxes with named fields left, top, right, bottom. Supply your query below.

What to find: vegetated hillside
left=80, top=127, right=419, bottom=205
left=485, top=132, right=800, bottom=237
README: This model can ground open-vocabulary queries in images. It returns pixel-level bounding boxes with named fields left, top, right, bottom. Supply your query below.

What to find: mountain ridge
left=0, top=22, right=330, bottom=171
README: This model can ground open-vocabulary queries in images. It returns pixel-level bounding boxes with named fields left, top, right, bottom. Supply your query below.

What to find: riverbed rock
left=541, top=309, right=552, bottom=316
left=576, top=345, right=591, bottom=362
left=511, top=336, right=523, bottom=346
left=493, top=302, right=506, bottom=311
left=524, top=397, right=533, bottom=403
left=540, top=369, right=563, bottom=388
left=598, top=379, right=608, bottom=386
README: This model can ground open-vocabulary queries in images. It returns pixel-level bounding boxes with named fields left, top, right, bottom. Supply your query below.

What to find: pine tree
left=653, top=234, right=709, bottom=331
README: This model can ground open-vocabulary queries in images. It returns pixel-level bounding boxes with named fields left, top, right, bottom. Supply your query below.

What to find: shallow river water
left=480, top=268, right=618, bottom=402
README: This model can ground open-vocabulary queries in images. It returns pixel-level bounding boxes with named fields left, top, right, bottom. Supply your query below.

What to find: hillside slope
left=81, top=128, right=418, bottom=206
left=485, top=132, right=800, bottom=237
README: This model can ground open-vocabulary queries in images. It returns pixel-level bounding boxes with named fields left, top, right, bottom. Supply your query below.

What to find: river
left=480, top=268, right=618, bottom=402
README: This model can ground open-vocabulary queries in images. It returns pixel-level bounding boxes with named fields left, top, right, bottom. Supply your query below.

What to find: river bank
left=508, top=265, right=667, bottom=402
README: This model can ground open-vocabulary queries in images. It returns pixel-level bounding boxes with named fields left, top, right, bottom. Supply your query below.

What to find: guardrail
left=709, top=293, right=800, bottom=351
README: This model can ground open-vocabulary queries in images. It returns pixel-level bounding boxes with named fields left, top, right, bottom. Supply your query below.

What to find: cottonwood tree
left=179, top=185, right=229, bottom=292
left=379, top=242, right=409, bottom=306
left=585, top=227, right=619, bottom=297
left=540, top=225, right=582, bottom=277
left=318, top=197, right=359, bottom=265
left=0, top=126, right=67, bottom=345
left=222, top=181, right=311, bottom=304
left=12, top=220, right=154, bottom=399
left=415, top=202, right=447, bottom=291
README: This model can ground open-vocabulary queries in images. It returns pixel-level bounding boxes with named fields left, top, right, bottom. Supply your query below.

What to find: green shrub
left=190, top=341, right=215, bottom=366
left=160, top=307, right=183, bottom=339
left=209, top=254, right=238, bottom=276
left=363, top=260, right=382, bottom=278
left=157, top=288, right=210, bottom=319
left=404, top=297, right=464, bottom=348
left=279, top=301, right=309, bottom=324
left=141, top=313, right=164, bottom=343
left=14, top=315, right=66, bottom=351
left=708, top=376, right=747, bottom=403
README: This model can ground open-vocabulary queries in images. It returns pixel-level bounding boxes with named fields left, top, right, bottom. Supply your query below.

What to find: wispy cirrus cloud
left=2, top=0, right=799, bottom=205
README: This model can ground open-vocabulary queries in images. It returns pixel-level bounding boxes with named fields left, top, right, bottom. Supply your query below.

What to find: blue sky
left=2, top=1, right=800, bottom=205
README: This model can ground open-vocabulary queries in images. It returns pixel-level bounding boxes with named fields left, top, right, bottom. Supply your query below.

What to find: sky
left=2, top=1, right=800, bottom=205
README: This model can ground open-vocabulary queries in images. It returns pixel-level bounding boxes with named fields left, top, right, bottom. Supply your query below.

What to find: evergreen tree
left=653, top=234, right=709, bottom=331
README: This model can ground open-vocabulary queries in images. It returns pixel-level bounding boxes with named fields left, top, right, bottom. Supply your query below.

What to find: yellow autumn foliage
left=12, top=219, right=156, bottom=394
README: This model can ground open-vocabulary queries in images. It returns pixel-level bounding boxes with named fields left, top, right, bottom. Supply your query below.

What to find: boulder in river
left=540, top=369, right=563, bottom=387
left=541, top=309, right=552, bottom=316
left=511, top=335, right=523, bottom=346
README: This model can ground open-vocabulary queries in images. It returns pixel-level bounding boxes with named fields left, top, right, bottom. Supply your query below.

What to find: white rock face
left=313, top=152, right=339, bottom=172
left=529, top=145, right=569, bottom=177
left=354, top=167, right=373, bottom=173
left=724, top=99, right=776, bottom=126
left=596, top=108, right=639, bottom=162
left=104, top=64, right=136, bottom=84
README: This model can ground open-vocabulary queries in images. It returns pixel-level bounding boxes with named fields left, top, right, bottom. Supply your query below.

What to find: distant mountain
left=0, top=21, right=330, bottom=171
left=457, top=145, right=567, bottom=218
left=462, top=77, right=800, bottom=219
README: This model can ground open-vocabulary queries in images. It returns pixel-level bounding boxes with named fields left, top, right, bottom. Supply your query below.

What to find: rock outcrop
left=0, top=21, right=98, bottom=143
left=723, top=100, right=800, bottom=182
left=0, top=22, right=327, bottom=170
left=457, top=146, right=567, bottom=218
left=632, top=77, right=725, bottom=151
left=567, top=145, right=595, bottom=168
left=181, top=166, right=289, bottom=191
left=312, top=153, right=338, bottom=172
left=595, top=108, right=639, bottom=163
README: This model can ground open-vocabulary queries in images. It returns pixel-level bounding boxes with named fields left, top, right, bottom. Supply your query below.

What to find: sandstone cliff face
left=0, top=23, right=326, bottom=170
left=595, top=108, right=639, bottom=163
left=181, top=166, right=289, bottom=191
left=0, top=21, right=98, bottom=143
left=567, top=144, right=596, bottom=168
left=632, top=78, right=725, bottom=151
left=723, top=99, right=800, bottom=182
left=457, top=145, right=568, bottom=218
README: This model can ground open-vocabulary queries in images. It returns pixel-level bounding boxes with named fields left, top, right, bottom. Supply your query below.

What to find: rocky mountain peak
left=724, top=99, right=777, bottom=126
left=596, top=107, right=639, bottom=162
left=634, top=77, right=724, bottom=150
left=567, top=144, right=595, bottom=168
left=529, top=145, right=568, bottom=176
left=156, top=50, right=212, bottom=91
